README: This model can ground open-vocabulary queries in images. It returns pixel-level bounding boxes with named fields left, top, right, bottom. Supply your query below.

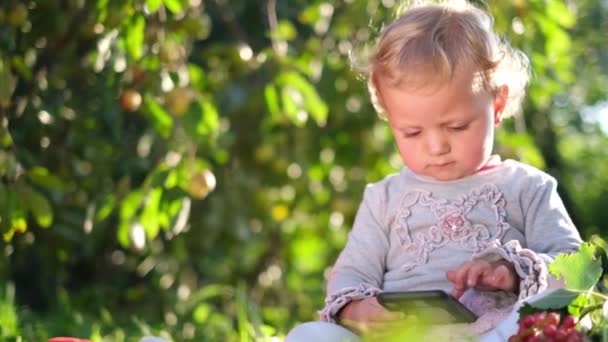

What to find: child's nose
left=426, top=132, right=451, bottom=156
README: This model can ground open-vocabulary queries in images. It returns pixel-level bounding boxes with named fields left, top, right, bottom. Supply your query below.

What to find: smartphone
left=377, top=290, right=478, bottom=324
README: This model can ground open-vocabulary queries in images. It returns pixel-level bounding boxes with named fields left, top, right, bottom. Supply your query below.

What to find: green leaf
left=96, top=0, right=110, bottom=22
left=126, top=15, right=145, bottom=60
left=117, top=190, right=144, bottom=248
left=139, top=187, right=162, bottom=239
left=163, top=0, right=183, bottom=14
left=290, top=234, right=327, bottom=273
left=264, top=84, right=280, bottom=118
left=546, top=0, right=575, bottom=28
left=144, top=95, right=173, bottom=138
left=16, top=183, right=53, bottom=228
left=278, top=71, right=328, bottom=126
left=193, top=303, right=212, bottom=323
left=280, top=86, right=302, bottom=126
left=188, top=64, right=206, bottom=87
left=0, top=59, right=17, bottom=108
left=0, top=125, right=13, bottom=148
left=276, top=20, right=298, bottom=41
left=198, top=101, right=219, bottom=136
left=549, top=243, right=602, bottom=290
left=95, top=194, right=116, bottom=222
left=182, top=100, right=219, bottom=141
left=168, top=197, right=189, bottom=235
left=545, top=26, right=571, bottom=57
left=299, top=4, right=322, bottom=24
left=567, top=292, right=589, bottom=317
left=26, top=166, right=65, bottom=191
left=120, top=190, right=144, bottom=220
left=523, top=288, right=581, bottom=311
left=1, top=188, right=27, bottom=241
left=9, top=205, right=27, bottom=241
left=146, top=0, right=163, bottom=13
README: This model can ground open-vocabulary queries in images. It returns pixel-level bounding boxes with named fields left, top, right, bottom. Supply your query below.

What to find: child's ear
left=493, top=85, right=509, bottom=125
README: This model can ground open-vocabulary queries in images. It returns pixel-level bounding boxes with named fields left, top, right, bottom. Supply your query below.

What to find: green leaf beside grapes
left=549, top=242, right=602, bottom=291
left=514, top=241, right=608, bottom=340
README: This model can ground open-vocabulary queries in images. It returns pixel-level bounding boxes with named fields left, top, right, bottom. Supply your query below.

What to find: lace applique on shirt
left=394, top=184, right=508, bottom=271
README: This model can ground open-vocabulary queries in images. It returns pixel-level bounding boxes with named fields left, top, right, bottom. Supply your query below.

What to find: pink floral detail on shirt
left=394, top=184, right=509, bottom=271
left=440, top=213, right=466, bottom=238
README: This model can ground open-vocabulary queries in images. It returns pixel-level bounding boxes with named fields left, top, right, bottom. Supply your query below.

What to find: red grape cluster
left=508, top=312, right=583, bottom=342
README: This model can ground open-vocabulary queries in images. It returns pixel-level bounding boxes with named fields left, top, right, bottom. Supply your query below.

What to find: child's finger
left=491, top=264, right=517, bottom=290
left=451, top=261, right=474, bottom=287
left=448, top=262, right=474, bottom=298
left=466, top=262, right=489, bottom=288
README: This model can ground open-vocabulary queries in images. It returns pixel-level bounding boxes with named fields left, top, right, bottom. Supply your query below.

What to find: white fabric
left=285, top=321, right=360, bottom=342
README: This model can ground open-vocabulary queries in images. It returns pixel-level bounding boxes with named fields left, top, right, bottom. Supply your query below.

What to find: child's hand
left=446, top=259, right=519, bottom=298
left=338, top=297, right=402, bottom=334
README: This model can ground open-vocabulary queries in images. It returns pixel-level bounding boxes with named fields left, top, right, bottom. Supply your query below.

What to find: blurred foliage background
left=0, top=0, right=607, bottom=340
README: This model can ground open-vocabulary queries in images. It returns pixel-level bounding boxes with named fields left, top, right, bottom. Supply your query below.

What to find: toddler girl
left=287, top=1, right=582, bottom=340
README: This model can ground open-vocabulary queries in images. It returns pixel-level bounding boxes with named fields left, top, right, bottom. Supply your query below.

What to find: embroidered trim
left=394, top=184, right=509, bottom=271
left=474, top=240, right=548, bottom=299
left=318, top=283, right=382, bottom=323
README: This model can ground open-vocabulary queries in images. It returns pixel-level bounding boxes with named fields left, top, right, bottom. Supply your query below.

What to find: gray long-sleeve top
left=319, top=159, right=582, bottom=322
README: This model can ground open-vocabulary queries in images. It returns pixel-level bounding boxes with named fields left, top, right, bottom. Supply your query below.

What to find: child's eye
left=403, top=131, right=421, bottom=138
left=448, top=124, right=468, bottom=131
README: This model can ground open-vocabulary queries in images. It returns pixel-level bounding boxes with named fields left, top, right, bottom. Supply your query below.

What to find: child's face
left=378, top=70, right=506, bottom=181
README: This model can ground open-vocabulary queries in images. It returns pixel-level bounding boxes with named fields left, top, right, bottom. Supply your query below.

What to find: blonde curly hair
left=356, top=0, right=530, bottom=120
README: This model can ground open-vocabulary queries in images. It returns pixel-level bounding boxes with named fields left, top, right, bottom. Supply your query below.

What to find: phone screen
left=377, top=290, right=477, bottom=324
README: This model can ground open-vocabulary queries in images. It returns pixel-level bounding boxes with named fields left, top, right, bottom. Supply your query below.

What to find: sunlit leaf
left=118, top=190, right=144, bottom=247
left=193, top=303, right=212, bottom=323
left=546, top=0, right=575, bottom=28
left=139, top=187, right=162, bottom=239
left=1, top=188, right=26, bottom=241
left=26, top=166, right=65, bottom=191
left=163, top=0, right=182, bottom=14
left=188, top=64, right=206, bottom=88
left=280, top=86, right=302, bottom=126
left=264, top=84, right=280, bottom=118
left=168, top=197, right=189, bottom=235
left=291, top=235, right=327, bottom=273
left=15, top=182, right=53, bottom=228
left=144, top=95, right=173, bottom=138
left=299, top=4, right=322, bottom=24
left=146, top=0, right=163, bottom=13
left=96, top=0, right=110, bottom=22
left=276, top=20, right=298, bottom=41
left=125, top=15, right=145, bottom=60
left=545, top=27, right=571, bottom=58
left=198, top=101, right=220, bottom=136
left=95, top=194, right=116, bottom=222
left=278, top=71, right=328, bottom=126
left=549, top=243, right=602, bottom=290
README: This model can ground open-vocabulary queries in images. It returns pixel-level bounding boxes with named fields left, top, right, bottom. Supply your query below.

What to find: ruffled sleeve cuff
left=318, top=283, right=382, bottom=323
left=473, top=240, right=548, bottom=300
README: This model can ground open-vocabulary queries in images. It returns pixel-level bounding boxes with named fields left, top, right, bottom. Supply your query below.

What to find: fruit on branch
left=119, top=89, right=142, bottom=112
left=186, top=169, right=216, bottom=199
left=165, top=87, right=194, bottom=116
